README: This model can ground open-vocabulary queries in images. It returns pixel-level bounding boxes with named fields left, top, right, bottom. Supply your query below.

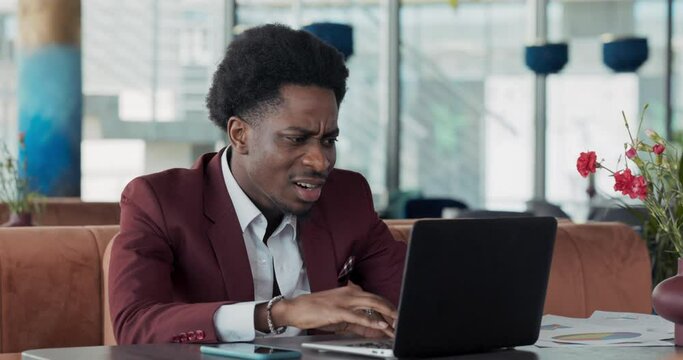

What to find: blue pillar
left=18, top=0, right=82, bottom=196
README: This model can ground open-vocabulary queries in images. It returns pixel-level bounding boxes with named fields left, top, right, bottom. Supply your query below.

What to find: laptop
left=302, top=217, right=557, bottom=358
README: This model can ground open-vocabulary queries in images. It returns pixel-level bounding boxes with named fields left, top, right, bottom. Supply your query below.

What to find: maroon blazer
left=109, top=149, right=407, bottom=344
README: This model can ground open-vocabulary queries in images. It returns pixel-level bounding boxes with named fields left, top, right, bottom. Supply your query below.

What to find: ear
left=227, top=116, right=250, bottom=154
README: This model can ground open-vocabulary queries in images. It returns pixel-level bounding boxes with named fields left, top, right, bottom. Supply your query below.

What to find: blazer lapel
left=203, top=148, right=254, bottom=302
left=300, top=211, right=338, bottom=292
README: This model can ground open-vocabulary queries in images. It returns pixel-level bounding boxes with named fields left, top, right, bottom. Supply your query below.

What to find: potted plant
left=0, top=133, right=41, bottom=226
left=576, top=105, right=683, bottom=345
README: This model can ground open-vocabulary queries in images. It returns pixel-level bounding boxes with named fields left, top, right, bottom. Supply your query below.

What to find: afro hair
left=206, top=23, right=349, bottom=131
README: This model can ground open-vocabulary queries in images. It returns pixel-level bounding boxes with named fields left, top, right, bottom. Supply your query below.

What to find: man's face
left=238, top=84, right=339, bottom=218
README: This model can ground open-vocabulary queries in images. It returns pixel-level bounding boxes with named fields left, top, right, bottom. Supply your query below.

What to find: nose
left=302, top=143, right=331, bottom=173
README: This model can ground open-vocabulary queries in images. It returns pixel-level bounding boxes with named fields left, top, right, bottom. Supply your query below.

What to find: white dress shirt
left=213, top=149, right=311, bottom=342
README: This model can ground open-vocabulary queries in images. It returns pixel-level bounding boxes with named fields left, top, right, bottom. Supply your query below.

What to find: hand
left=272, top=282, right=397, bottom=338
left=323, top=308, right=396, bottom=339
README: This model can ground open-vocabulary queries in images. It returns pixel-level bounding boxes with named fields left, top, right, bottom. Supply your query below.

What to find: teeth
left=296, top=182, right=317, bottom=189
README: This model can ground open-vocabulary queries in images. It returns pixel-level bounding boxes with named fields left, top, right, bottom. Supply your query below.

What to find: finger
left=339, top=285, right=398, bottom=318
left=344, top=291, right=397, bottom=313
left=344, top=323, right=394, bottom=339
left=318, top=321, right=352, bottom=334
left=329, top=290, right=398, bottom=319
left=346, top=280, right=362, bottom=291
left=385, top=313, right=398, bottom=327
left=362, top=310, right=395, bottom=338
left=381, top=326, right=395, bottom=338
left=348, top=299, right=398, bottom=319
left=355, top=308, right=389, bottom=326
left=376, top=312, right=396, bottom=333
left=340, top=309, right=390, bottom=330
left=337, top=321, right=350, bottom=334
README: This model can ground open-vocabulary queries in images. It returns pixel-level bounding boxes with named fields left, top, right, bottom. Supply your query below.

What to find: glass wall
left=83, top=0, right=389, bottom=201
left=545, top=0, right=677, bottom=219
left=0, top=0, right=680, bottom=217
left=81, top=0, right=225, bottom=200
left=674, top=1, right=683, bottom=140
left=400, top=0, right=680, bottom=219
left=0, top=0, right=17, bottom=155
left=400, top=1, right=532, bottom=210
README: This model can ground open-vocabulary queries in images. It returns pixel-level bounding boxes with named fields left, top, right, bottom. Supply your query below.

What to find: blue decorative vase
left=602, top=36, right=648, bottom=73
left=302, top=22, right=354, bottom=60
left=525, top=42, right=569, bottom=75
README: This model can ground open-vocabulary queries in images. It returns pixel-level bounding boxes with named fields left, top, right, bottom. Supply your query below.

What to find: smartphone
left=200, top=343, right=302, bottom=359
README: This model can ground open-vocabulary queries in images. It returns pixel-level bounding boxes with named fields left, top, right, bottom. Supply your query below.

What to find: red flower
left=653, top=144, right=665, bottom=155
left=577, top=151, right=598, bottom=178
left=625, top=147, right=637, bottom=159
left=613, top=169, right=648, bottom=200
left=629, top=175, right=648, bottom=200
left=614, top=169, right=635, bottom=193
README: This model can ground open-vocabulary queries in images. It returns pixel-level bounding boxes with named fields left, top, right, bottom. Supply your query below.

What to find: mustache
left=291, top=171, right=328, bottom=180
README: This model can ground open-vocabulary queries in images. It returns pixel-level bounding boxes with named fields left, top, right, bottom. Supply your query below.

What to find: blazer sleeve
left=109, top=177, right=232, bottom=344
left=352, top=176, right=407, bottom=307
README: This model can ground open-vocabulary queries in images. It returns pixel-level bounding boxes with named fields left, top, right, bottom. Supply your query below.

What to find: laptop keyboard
left=347, top=341, right=394, bottom=349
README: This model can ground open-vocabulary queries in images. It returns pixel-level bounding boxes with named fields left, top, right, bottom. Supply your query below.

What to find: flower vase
left=653, top=258, right=683, bottom=345
left=1, top=212, right=34, bottom=227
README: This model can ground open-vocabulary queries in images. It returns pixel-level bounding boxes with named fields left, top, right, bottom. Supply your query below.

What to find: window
left=400, top=1, right=531, bottom=210
left=545, top=0, right=669, bottom=219
left=82, top=0, right=225, bottom=200
left=0, top=8, right=17, bottom=153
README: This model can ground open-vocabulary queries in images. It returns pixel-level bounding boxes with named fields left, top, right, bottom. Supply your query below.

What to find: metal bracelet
left=267, top=295, right=287, bottom=335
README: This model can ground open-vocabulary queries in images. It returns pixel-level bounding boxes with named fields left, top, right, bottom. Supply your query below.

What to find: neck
left=228, top=149, right=285, bottom=226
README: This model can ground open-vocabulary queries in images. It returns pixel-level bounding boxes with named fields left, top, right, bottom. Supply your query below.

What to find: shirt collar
left=221, top=148, right=296, bottom=233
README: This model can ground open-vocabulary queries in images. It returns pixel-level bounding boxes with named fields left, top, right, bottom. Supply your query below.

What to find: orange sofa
left=0, top=220, right=652, bottom=358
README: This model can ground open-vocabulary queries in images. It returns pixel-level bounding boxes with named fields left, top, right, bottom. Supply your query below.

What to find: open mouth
left=295, top=182, right=320, bottom=189
left=294, top=181, right=324, bottom=202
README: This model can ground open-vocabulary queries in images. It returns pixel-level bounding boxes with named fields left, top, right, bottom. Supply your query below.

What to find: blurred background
left=0, top=0, right=680, bottom=220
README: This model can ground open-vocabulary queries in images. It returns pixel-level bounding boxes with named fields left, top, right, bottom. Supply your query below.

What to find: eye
left=322, top=137, right=338, bottom=147
left=287, top=136, right=307, bottom=144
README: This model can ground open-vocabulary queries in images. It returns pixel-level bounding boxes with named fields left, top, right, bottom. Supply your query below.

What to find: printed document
left=536, top=311, right=674, bottom=347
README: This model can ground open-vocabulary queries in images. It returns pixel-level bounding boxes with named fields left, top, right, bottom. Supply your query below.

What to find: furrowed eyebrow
left=281, top=127, right=339, bottom=137
left=324, top=128, right=340, bottom=137
left=281, top=127, right=314, bottom=135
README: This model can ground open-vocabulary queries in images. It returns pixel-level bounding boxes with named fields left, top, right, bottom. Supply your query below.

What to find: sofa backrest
left=0, top=220, right=653, bottom=354
left=546, top=221, right=652, bottom=316
left=0, top=201, right=120, bottom=226
left=385, top=219, right=653, bottom=318
left=0, top=226, right=118, bottom=354
left=102, top=234, right=117, bottom=346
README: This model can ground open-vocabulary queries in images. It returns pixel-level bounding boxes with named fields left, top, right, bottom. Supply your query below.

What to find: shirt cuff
left=213, top=301, right=266, bottom=342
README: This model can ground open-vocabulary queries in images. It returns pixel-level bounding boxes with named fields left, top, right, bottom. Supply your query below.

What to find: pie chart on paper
left=552, top=332, right=641, bottom=341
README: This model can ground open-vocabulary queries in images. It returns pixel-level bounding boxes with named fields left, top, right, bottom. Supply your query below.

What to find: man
left=109, top=24, right=406, bottom=345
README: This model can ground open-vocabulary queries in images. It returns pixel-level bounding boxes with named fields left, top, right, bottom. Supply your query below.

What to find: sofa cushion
left=0, top=227, right=103, bottom=353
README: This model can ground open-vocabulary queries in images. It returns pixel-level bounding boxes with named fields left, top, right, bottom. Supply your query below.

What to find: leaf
left=679, top=153, right=683, bottom=186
